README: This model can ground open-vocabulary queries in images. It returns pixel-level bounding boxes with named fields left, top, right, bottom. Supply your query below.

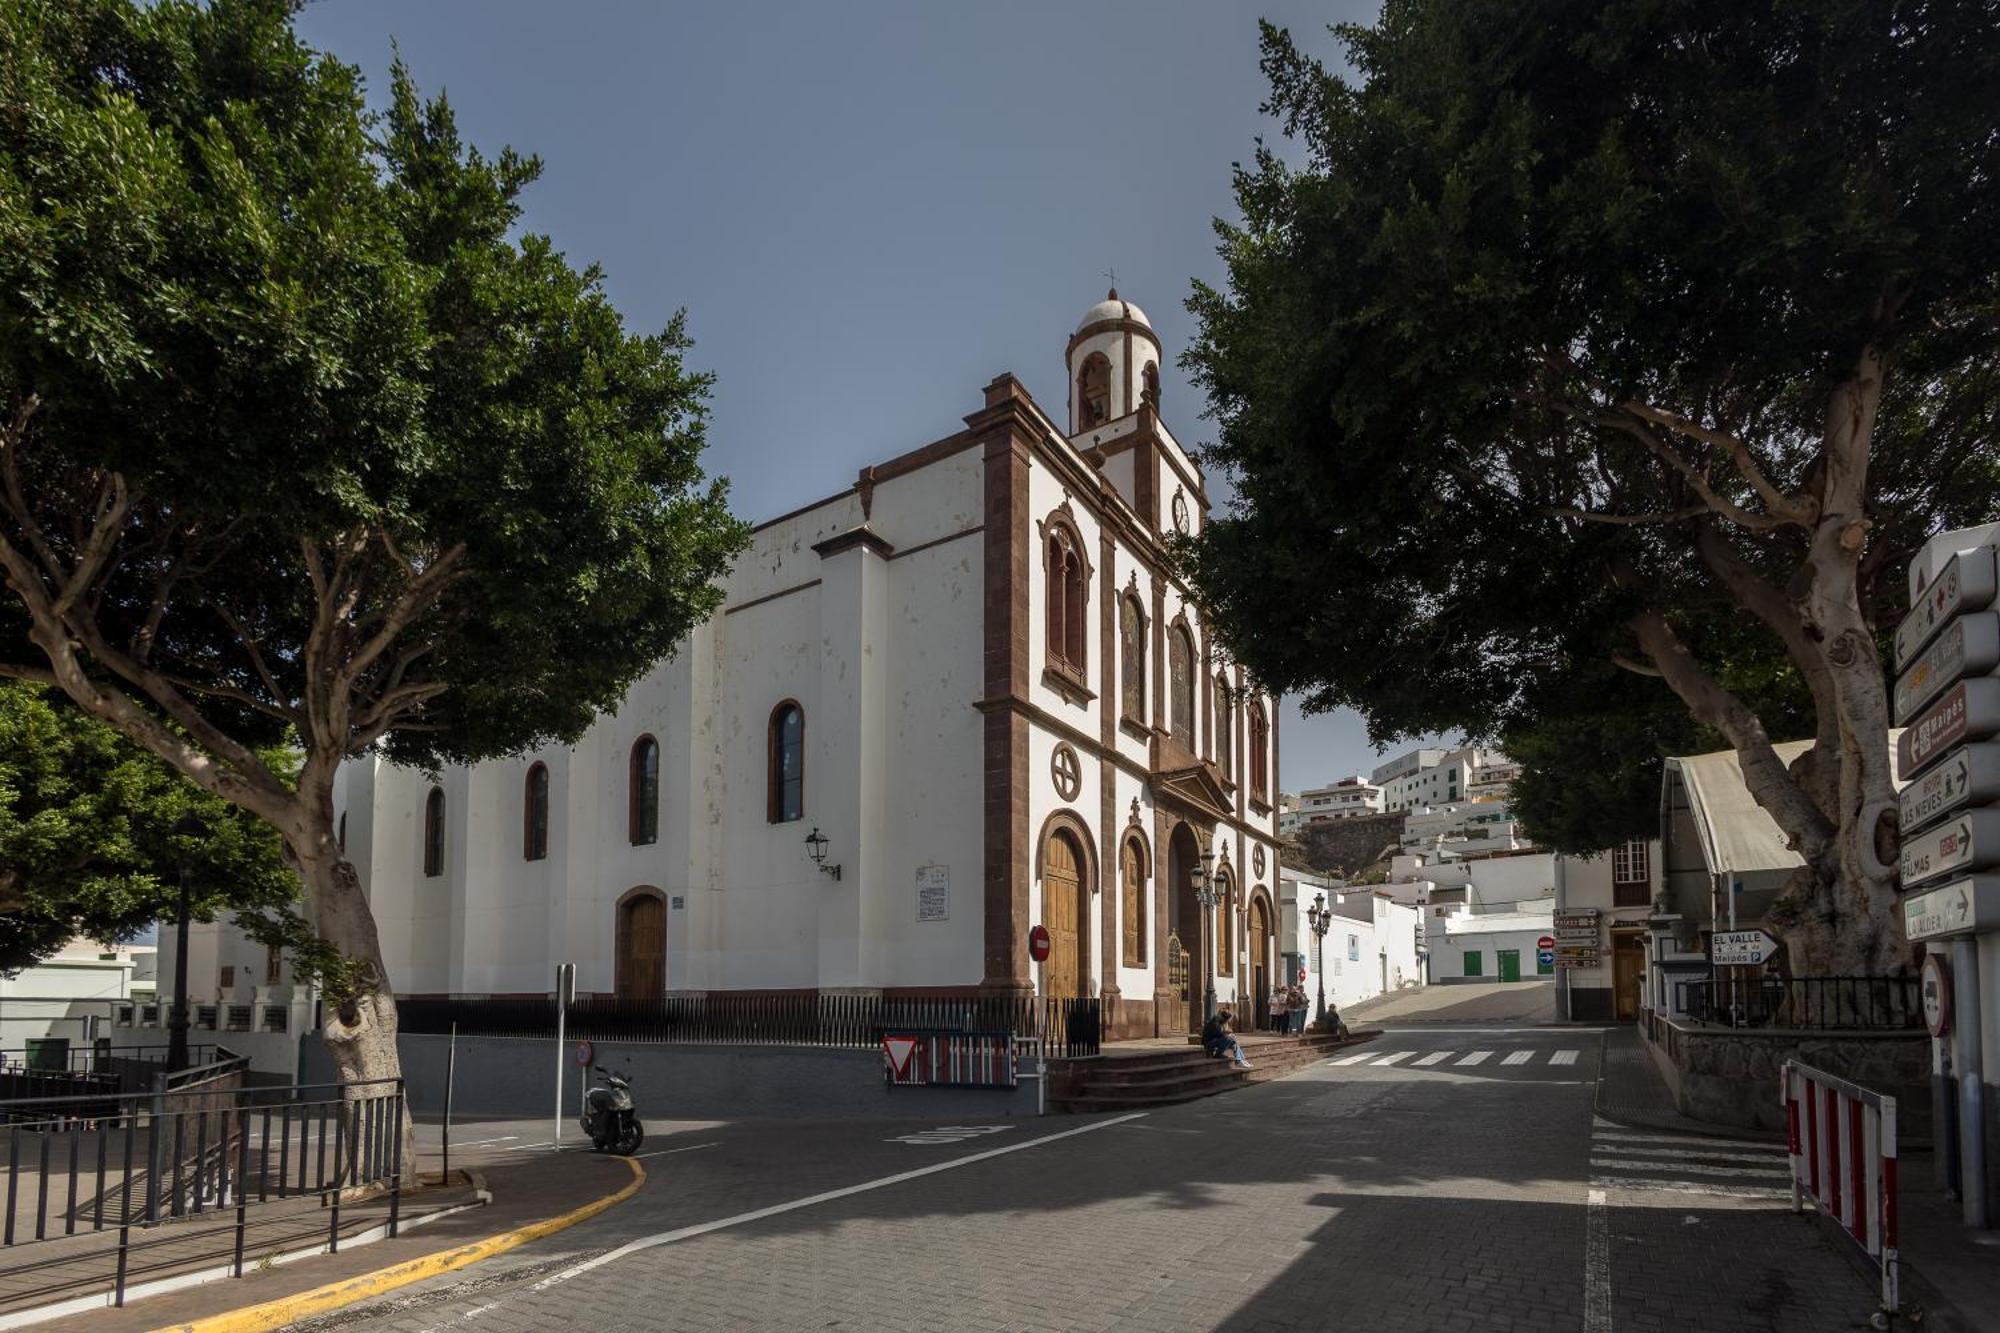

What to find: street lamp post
left=1307, top=891, right=1333, bottom=1028
left=1190, top=846, right=1219, bottom=1022
left=167, top=810, right=204, bottom=1073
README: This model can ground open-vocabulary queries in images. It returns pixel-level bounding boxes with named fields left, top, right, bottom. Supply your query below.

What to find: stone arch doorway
left=1166, top=822, right=1203, bottom=1032
left=1248, top=894, right=1272, bottom=1030
left=615, top=887, right=666, bottom=999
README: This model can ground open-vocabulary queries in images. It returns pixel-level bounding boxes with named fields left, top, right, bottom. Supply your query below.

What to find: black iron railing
left=1683, top=975, right=1920, bottom=1031
left=396, top=992, right=1103, bottom=1059
left=0, top=1075, right=404, bottom=1310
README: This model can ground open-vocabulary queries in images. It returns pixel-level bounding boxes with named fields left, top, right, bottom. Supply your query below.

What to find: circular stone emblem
left=1051, top=742, right=1082, bottom=802
left=1252, top=845, right=1266, bottom=877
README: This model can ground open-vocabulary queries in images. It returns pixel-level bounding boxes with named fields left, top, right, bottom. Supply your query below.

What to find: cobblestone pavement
left=307, top=1028, right=1885, bottom=1333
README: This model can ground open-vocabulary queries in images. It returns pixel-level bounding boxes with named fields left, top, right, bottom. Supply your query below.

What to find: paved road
left=310, top=1028, right=1880, bottom=1333
left=1344, top=979, right=1556, bottom=1026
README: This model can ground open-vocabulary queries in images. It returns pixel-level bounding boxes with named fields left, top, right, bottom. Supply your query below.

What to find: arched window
left=1249, top=703, right=1269, bottom=803
left=1168, top=624, right=1195, bottom=752
left=1043, top=519, right=1088, bottom=682
left=1120, top=835, right=1147, bottom=967
left=1119, top=593, right=1146, bottom=724
left=524, top=763, right=550, bottom=861
left=422, top=787, right=445, bottom=878
left=1215, top=676, right=1234, bottom=781
left=1077, top=352, right=1111, bottom=429
left=628, top=737, right=659, bottom=846
left=768, top=702, right=804, bottom=823
left=1216, top=876, right=1234, bottom=973
left=1141, top=361, right=1160, bottom=409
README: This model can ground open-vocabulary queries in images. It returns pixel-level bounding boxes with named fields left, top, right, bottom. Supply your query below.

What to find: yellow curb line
left=151, top=1156, right=647, bottom=1333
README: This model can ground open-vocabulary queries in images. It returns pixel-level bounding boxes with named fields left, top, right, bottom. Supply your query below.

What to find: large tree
left=1184, top=2, right=2000, bottom=975
left=0, top=681, right=296, bottom=971
left=0, top=0, right=747, bottom=1131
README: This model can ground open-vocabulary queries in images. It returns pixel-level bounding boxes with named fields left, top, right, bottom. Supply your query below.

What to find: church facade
left=315, top=293, right=1281, bottom=1040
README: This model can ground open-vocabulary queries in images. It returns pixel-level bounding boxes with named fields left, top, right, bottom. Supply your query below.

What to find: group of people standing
left=1268, top=982, right=1312, bottom=1033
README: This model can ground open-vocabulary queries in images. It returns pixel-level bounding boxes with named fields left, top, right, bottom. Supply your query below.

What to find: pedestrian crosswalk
left=1327, top=1046, right=1583, bottom=1072
left=1588, top=1116, right=1793, bottom=1204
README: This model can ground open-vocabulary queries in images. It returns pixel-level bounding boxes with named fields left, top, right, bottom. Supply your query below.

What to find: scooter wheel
left=614, top=1119, right=644, bottom=1156
left=591, top=1136, right=610, bottom=1152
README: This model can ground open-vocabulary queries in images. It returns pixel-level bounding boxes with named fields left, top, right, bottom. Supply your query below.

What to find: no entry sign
left=1537, top=935, right=1555, bottom=950
left=1028, top=924, right=1051, bottom=963
left=573, top=1039, right=594, bottom=1067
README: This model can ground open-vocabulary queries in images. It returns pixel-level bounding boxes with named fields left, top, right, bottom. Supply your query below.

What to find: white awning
left=1664, top=741, right=1814, bottom=877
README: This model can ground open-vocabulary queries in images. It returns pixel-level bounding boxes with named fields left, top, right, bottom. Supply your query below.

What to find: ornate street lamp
left=1190, top=845, right=1219, bottom=1021
left=1306, top=890, right=1334, bottom=1028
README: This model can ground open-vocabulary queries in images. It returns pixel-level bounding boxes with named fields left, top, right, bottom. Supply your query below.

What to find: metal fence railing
left=395, top=992, right=1104, bottom=1059
left=0, top=1045, right=219, bottom=1076
left=0, top=1074, right=405, bottom=1310
left=1784, top=1059, right=1899, bottom=1319
left=1683, top=976, right=1921, bottom=1031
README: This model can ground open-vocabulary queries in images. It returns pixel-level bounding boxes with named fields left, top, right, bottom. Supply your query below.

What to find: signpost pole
left=442, top=1020, right=456, bottom=1185
left=1952, top=935, right=1988, bottom=1229
left=552, top=963, right=572, bottom=1150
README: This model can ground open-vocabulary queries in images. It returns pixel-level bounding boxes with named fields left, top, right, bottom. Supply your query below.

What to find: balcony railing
left=1682, top=976, right=1920, bottom=1031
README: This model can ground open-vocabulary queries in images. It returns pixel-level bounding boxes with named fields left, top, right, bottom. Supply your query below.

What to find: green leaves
left=0, top=682, right=296, bottom=969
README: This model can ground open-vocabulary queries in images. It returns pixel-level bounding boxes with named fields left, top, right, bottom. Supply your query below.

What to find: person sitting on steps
left=1201, top=1005, right=1253, bottom=1069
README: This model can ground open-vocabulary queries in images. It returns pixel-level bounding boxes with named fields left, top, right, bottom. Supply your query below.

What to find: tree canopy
left=0, top=0, right=749, bottom=1094
left=1184, top=1, right=2000, bottom=971
left=0, top=682, right=296, bottom=970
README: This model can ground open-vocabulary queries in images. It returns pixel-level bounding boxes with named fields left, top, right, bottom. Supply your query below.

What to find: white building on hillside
left=1277, top=871, right=1422, bottom=1022
left=1279, top=776, right=1384, bottom=834
left=1374, top=745, right=1514, bottom=814
left=151, top=292, right=1283, bottom=1047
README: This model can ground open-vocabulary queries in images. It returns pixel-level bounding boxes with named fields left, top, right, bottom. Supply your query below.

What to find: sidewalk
left=16, top=1128, right=642, bottom=1333
left=1592, top=1024, right=1783, bottom=1140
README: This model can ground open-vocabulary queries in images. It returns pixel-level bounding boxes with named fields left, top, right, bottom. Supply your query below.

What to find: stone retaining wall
left=1642, top=1012, right=1932, bottom=1136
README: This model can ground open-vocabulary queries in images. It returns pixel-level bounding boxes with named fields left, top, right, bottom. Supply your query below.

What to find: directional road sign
left=1902, top=875, right=2000, bottom=943
left=1900, top=744, right=2000, bottom=836
left=1898, top=546, right=1999, bottom=670
left=1894, top=612, right=2000, bottom=724
left=1710, top=929, right=1780, bottom=966
left=1537, top=950, right=1556, bottom=968
left=1899, top=678, right=2000, bottom=780
left=1899, top=808, right=2000, bottom=890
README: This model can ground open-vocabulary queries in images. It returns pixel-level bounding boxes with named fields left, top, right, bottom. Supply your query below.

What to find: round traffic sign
left=1296, top=966, right=1307, bottom=985
left=1922, top=953, right=1953, bottom=1039
left=1537, top=935, right=1555, bottom=950
left=574, top=1038, right=594, bottom=1067
left=1537, top=950, right=1556, bottom=968
left=1028, top=924, right=1051, bottom=963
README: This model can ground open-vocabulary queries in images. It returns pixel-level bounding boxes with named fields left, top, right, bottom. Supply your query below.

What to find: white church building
left=161, top=293, right=1284, bottom=1044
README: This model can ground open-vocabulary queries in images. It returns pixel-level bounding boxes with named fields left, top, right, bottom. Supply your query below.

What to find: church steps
left=1049, top=1032, right=1378, bottom=1112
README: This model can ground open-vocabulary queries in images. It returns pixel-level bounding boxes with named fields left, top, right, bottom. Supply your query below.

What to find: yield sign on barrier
left=883, top=1035, right=920, bottom=1078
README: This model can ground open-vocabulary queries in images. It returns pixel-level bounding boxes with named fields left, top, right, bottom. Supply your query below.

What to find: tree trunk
left=292, top=835, right=419, bottom=1187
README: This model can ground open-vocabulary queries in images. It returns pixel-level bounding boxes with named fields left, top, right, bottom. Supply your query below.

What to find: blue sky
left=293, top=0, right=1452, bottom=788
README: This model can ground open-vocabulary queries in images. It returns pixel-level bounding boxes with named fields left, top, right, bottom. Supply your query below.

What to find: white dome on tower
left=1075, top=289, right=1152, bottom=334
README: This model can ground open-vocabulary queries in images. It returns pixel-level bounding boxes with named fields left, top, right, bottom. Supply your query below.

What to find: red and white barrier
left=1783, top=1059, right=1899, bottom=1320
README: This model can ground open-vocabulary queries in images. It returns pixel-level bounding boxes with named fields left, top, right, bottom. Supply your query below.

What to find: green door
left=1462, top=950, right=1482, bottom=978
left=1497, top=949, right=1521, bottom=982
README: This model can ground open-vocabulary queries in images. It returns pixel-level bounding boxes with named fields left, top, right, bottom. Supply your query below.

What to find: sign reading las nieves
left=1900, top=744, right=2000, bottom=835
left=1899, top=808, right=2000, bottom=889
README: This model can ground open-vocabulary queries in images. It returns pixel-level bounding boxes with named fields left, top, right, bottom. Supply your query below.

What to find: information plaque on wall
left=917, top=864, right=949, bottom=922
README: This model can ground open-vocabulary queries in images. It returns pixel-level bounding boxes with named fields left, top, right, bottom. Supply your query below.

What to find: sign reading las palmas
left=1899, top=808, right=2000, bottom=889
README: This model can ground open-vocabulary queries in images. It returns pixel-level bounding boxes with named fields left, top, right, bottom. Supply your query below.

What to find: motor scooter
left=579, top=1065, right=645, bottom=1155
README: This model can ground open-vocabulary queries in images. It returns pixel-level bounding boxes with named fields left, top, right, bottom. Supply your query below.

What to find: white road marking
left=887, top=1125, right=1013, bottom=1146
left=1455, top=1050, right=1493, bottom=1066
left=1413, top=1051, right=1451, bottom=1066
left=1583, top=1186, right=1611, bottom=1333
left=628, top=1142, right=721, bottom=1161
left=1587, top=1143, right=1785, bottom=1165
left=526, top=1113, right=1148, bottom=1293
left=1591, top=1156, right=1790, bottom=1179
left=442, top=1135, right=519, bottom=1148
left=1330, top=1052, right=1376, bottom=1066
left=1591, top=1125, right=1781, bottom=1152
left=1591, top=1174, right=1790, bottom=1201
left=1500, top=1050, right=1534, bottom=1066
left=1549, top=1050, right=1579, bottom=1066
left=1372, top=1052, right=1412, bottom=1066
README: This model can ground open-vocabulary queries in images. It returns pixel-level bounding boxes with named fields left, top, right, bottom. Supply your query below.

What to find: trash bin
left=24, top=1037, right=70, bottom=1072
